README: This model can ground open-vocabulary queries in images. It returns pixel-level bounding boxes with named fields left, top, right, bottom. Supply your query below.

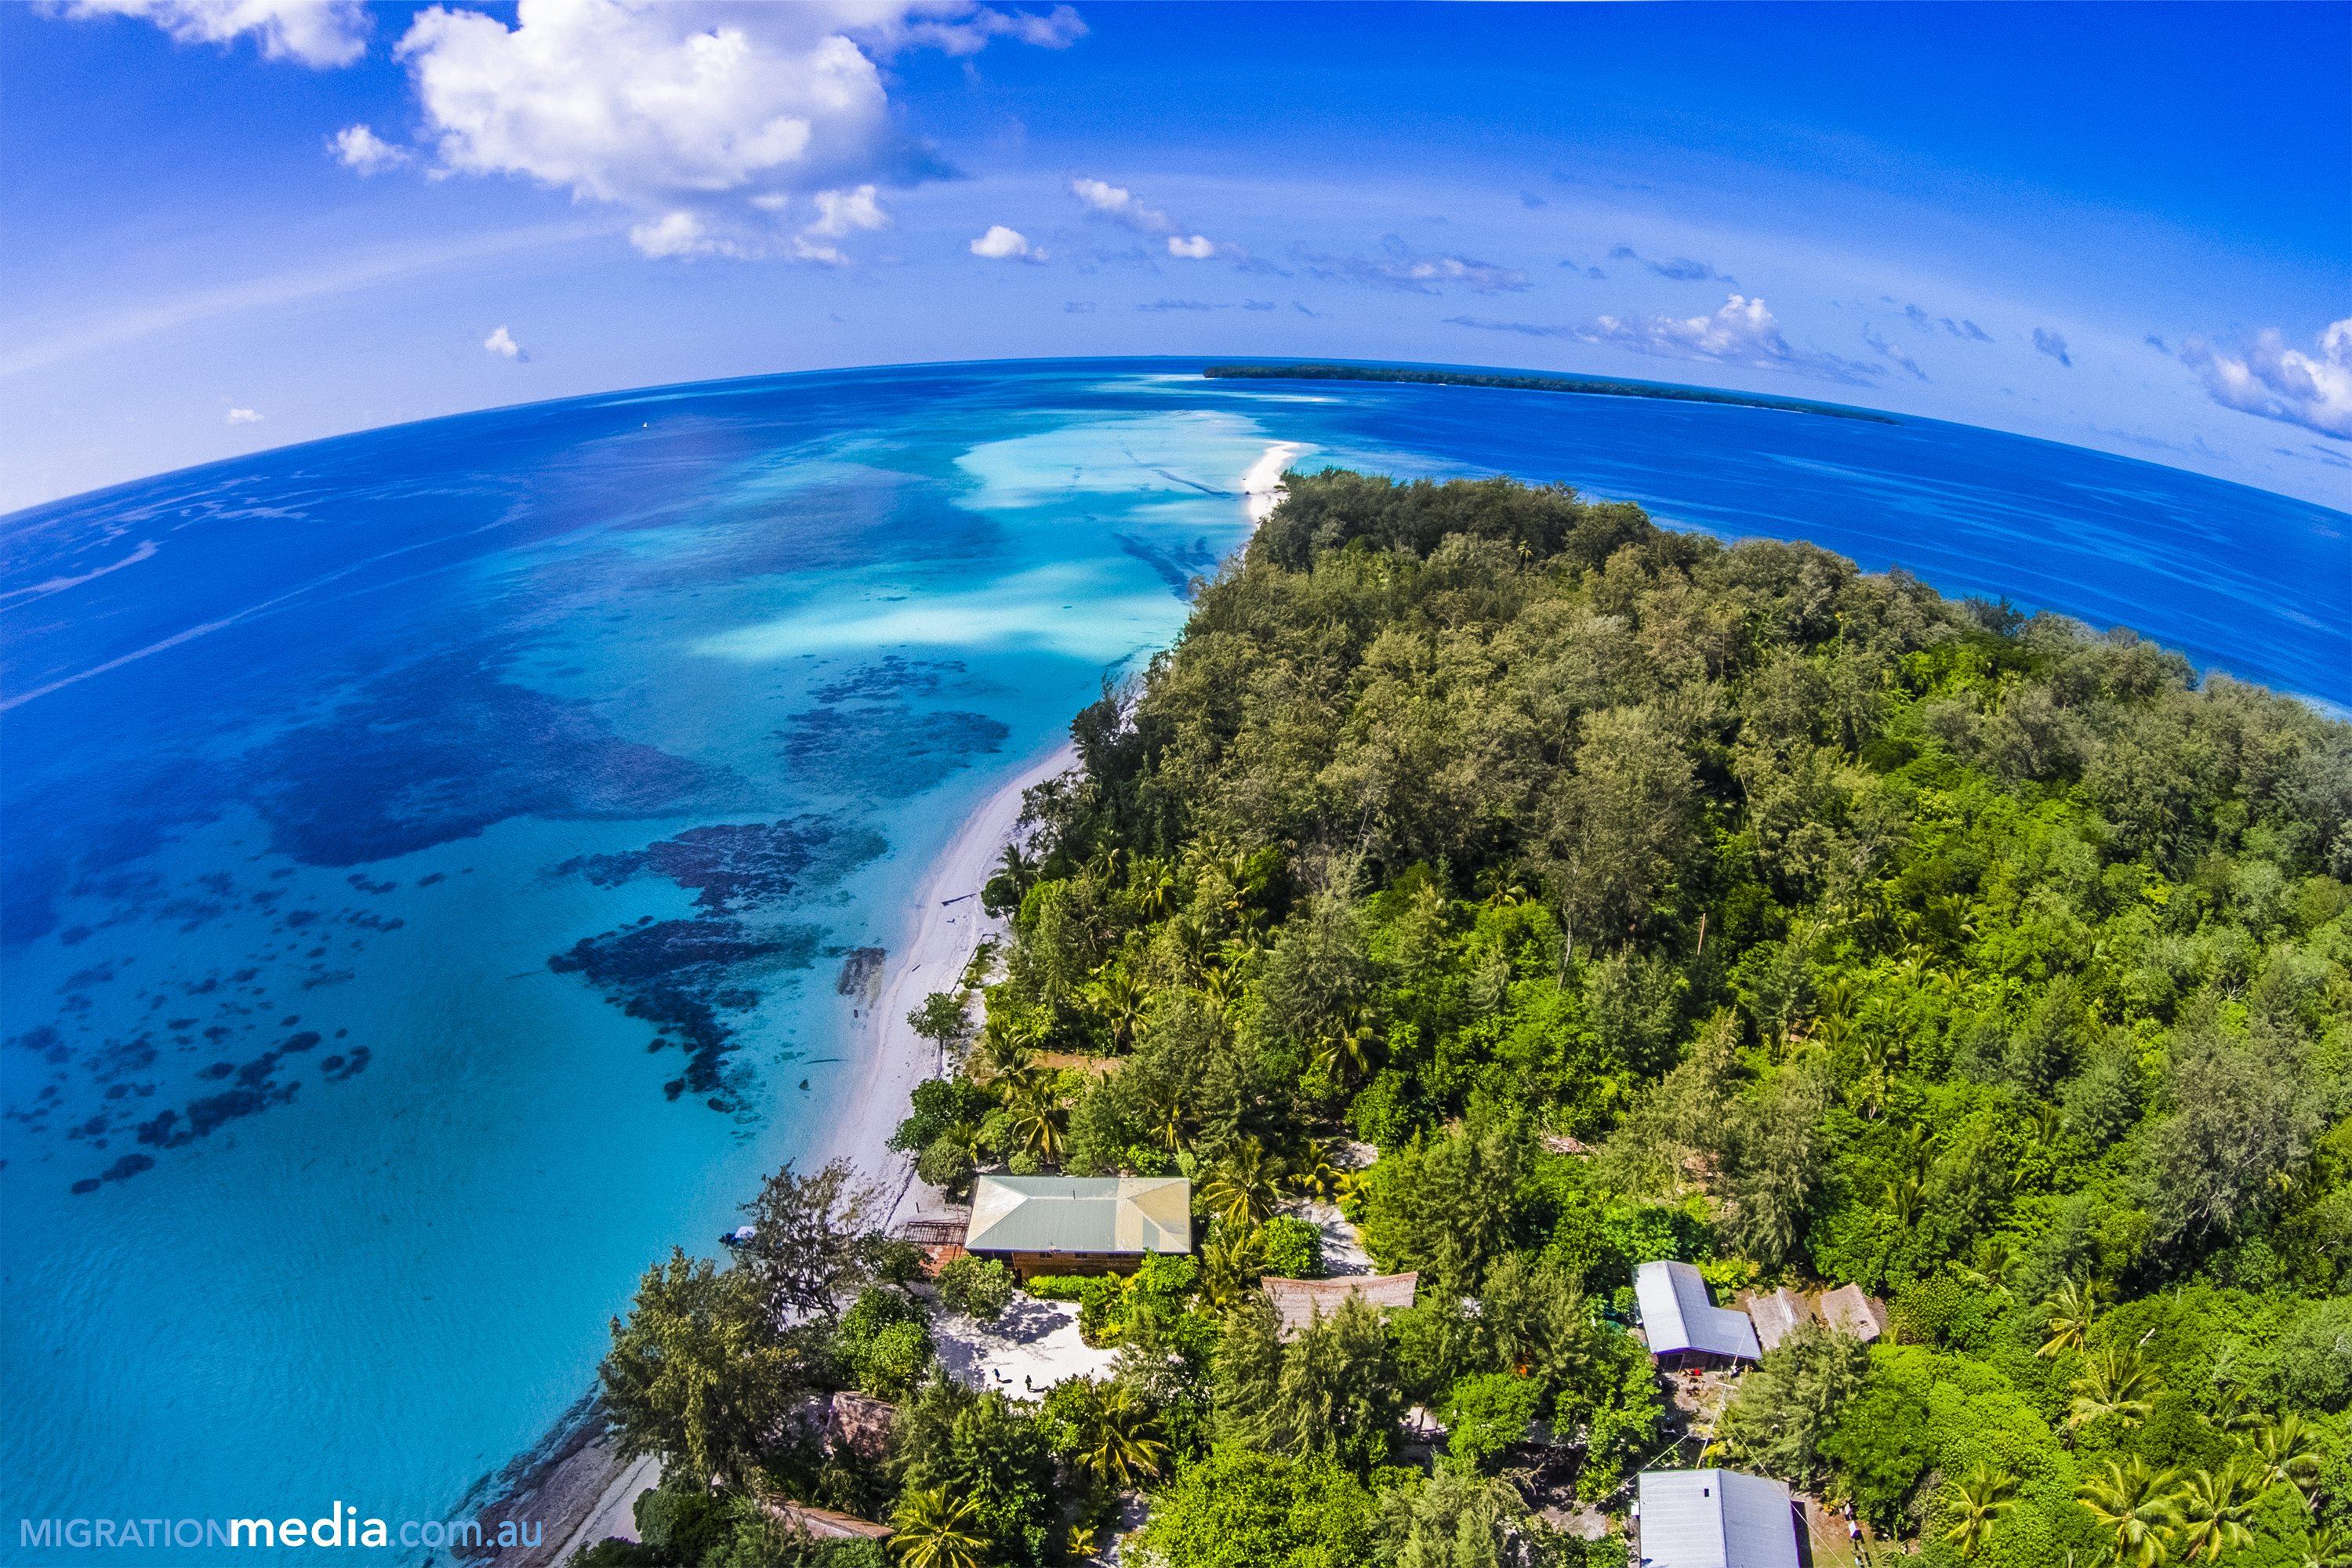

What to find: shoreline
left=814, top=737, right=1081, bottom=1220
left=457, top=440, right=1277, bottom=1566
left=460, top=742, right=1075, bottom=1568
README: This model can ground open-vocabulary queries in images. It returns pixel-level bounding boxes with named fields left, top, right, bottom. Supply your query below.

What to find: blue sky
left=3, top=0, right=2347, bottom=515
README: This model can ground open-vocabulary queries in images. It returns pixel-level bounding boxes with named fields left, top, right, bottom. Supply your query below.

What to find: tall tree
left=737, top=1159, right=888, bottom=1324
left=600, top=1249, right=797, bottom=1487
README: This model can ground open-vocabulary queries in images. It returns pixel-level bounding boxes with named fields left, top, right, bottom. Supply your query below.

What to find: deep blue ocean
left=2, top=359, right=2344, bottom=1563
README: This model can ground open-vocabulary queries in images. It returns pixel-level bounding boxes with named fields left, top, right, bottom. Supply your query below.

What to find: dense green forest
left=586, top=469, right=2351, bottom=1568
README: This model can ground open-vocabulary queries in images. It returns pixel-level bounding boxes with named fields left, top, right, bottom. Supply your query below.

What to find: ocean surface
left=1, top=358, right=2344, bottom=1562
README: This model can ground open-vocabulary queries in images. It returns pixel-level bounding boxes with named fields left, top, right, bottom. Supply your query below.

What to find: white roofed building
left=1635, top=1260, right=1762, bottom=1368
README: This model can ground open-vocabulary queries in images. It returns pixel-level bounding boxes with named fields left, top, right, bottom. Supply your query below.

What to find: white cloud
left=225, top=406, right=263, bottom=423
left=855, top=3, right=1086, bottom=57
left=1069, top=176, right=1236, bottom=259
left=1864, top=325, right=1928, bottom=380
left=1071, top=177, right=1174, bottom=234
left=391, top=1, right=1062, bottom=261
left=971, top=224, right=1039, bottom=260
left=328, top=123, right=409, bottom=173
left=1449, top=293, right=1879, bottom=384
left=804, top=183, right=888, bottom=238
left=626, top=211, right=747, bottom=259
left=484, top=325, right=523, bottom=358
left=64, top=0, right=367, bottom=66
left=2181, top=318, right=2352, bottom=440
left=1301, top=243, right=1527, bottom=296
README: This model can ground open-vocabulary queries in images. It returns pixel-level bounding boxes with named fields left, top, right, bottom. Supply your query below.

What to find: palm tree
left=995, top=842, right=1037, bottom=901
left=1131, top=856, right=1174, bottom=919
left=2040, top=1278, right=2099, bottom=1359
left=1199, top=1222, right=1265, bottom=1308
left=1959, top=1236, right=2023, bottom=1300
left=2301, top=1522, right=2352, bottom=1568
left=2249, top=1413, right=2325, bottom=1503
left=889, top=1488, right=985, bottom=1568
left=1882, top=1169, right=1925, bottom=1228
left=1146, top=1090, right=1188, bottom=1155
left=1311, top=1007, right=1377, bottom=1090
left=1071, top=1379, right=1171, bottom=1489
left=1202, top=1139, right=1284, bottom=1228
left=1092, top=965, right=1148, bottom=1052
left=1289, top=1139, right=1341, bottom=1201
left=1943, top=1461, right=2019, bottom=1557
left=2173, top=1465, right=2256, bottom=1563
left=976, top=1025, right=1034, bottom=1083
left=2068, top=1345, right=2161, bottom=1431
left=1000, top=1073, right=1066, bottom=1163
left=2077, top=1457, right=2183, bottom=1568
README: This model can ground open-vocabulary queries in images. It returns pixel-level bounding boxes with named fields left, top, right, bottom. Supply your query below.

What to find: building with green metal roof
left=962, top=1175, right=1192, bottom=1277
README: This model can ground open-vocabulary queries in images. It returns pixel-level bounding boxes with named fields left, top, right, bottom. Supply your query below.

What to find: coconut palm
left=1131, top=855, right=1174, bottom=919
left=1883, top=1169, right=1925, bottom=1228
left=1290, top=1139, right=1341, bottom=1201
left=1202, top=1138, right=1284, bottom=1228
left=2301, top=1522, right=2352, bottom=1568
left=889, top=1488, right=985, bottom=1568
left=2076, top=1457, right=2183, bottom=1568
left=995, top=842, right=1037, bottom=901
left=1943, top=1461, right=2019, bottom=1557
left=2068, top=1345, right=2161, bottom=1431
left=1311, top=1006, right=1377, bottom=1090
left=1092, top=964, right=1148, bottom=1052
left=2249, top=1413, right=2325, bottom=1502
left=976, top=1025, right=1034, bottom=1083
left=1146, top=1089, right=1188, bottom=1154
left=1069, top=1379, right=1171, bottom=1489
left=2040, top=1278, right=2099, bottom=1359
left=1199, top=1222, right=1265, bottom=1309
left=2174, top=1465, right=2256, bottom=1563
left=1000, top=1073, right=1066, bottom=1163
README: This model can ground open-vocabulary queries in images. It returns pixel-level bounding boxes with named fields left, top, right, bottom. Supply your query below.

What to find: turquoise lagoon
left=1, top=360, right=2344, bottom=1563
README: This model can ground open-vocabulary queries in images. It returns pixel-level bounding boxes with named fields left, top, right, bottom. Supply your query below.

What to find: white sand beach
left=1243, top=441, right=1307, bottom=525
left=811, top=739, right=1080, bottom=1210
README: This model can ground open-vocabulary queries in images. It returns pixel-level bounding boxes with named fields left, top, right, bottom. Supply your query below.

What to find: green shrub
left=1258, top=1217, right=1323, bottom=1279
left=1439, top=1370, right=1546, bottom=1472
left=569, top=1540, right=662, bottom=1568
left=935, top=1255, right=1014, bottom=1321
left=1024, top=1273, right=1088, bottom=1301
left=633, top=1487, right=731, bottom=1567
left=1132, top=1447, right=1387, bottom=1568
left=833, top=1288, right=931, bottom=1400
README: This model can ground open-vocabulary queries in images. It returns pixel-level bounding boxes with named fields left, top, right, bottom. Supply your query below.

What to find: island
left=561, top=467, right=2351, bottom=1568
left=1203, top=363, right=1903, bottom=423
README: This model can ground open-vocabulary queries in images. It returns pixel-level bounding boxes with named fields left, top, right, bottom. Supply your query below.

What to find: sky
left=2, top=0, right=2347, bottom=516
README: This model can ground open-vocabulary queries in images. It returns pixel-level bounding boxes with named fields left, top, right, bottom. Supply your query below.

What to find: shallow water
left=0, top=359, right=2343, bottom=1560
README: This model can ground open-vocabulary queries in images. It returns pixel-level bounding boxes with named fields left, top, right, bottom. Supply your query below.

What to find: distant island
left=1204, top=362, right=1903, bottom=423
left=572, top=468, right=2351, bottom=1568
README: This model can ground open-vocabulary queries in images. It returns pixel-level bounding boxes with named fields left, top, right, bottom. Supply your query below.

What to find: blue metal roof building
left=1635, top=1469, right=1802, bottom=1568
left=1634, top=1259, right=1763, bottom=1365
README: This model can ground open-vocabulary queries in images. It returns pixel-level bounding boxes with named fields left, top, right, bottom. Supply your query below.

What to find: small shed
left=1635, top=1261, right=1762, bottom=1368
left=1635, top=1468, right=1802, bottom=1568
left=1263, top=1273, right=1419, bottom=1337
left=964, top=1175, right=1192, bottom=1278
left=1817, top=1283, right=1889, bottom=1343
left=1742, top=1287, right=1817, bottom=1353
